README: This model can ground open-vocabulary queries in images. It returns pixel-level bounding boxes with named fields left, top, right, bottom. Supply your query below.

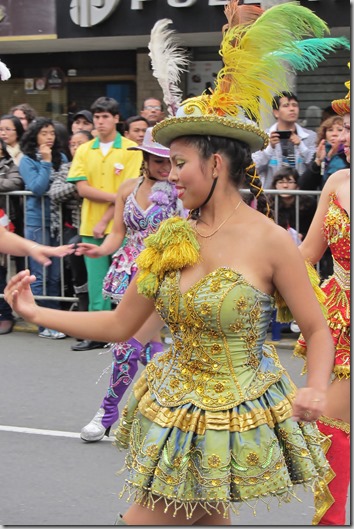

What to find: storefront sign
left=70, top=0, right=120, bottom=27
left=69, top=0, right=229, bottom=27
left=46, top=67, right=65, bottom=89
left=59, top=0, right=348, bottom=36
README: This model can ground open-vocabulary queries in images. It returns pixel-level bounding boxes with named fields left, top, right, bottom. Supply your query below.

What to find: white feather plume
left=148, top=19, right=189, bottom=116
left=0, top=59, right=11, bottom=81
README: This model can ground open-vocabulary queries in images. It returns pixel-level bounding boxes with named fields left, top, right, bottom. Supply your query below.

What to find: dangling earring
left=143, top=161, right=150, bottom=179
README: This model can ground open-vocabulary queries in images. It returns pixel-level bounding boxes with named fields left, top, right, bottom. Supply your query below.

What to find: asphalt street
left=0, top=323, right=350, bottom=527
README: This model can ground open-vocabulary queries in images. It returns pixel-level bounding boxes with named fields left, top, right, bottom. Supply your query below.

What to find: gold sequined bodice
left=146, top=267, right=285, bottom=411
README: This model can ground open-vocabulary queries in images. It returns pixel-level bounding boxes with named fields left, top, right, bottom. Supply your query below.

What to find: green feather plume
left=211, top=1, right=332, bottom=123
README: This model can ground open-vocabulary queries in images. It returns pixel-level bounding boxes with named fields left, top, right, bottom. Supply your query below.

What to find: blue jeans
left=25, top=226, right=61, bottom=330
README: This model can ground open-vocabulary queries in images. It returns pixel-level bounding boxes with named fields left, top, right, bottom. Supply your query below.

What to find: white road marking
left=0, top=424, right=115, bottom=441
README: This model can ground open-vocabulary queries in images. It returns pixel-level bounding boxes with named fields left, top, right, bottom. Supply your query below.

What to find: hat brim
left=128, top=145, right=170, bottom=158
left=331, top=98, right=350, bottom=116
left=152, top=116, right=268, bottom=153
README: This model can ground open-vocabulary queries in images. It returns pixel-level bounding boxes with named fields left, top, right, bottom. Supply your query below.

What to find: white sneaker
left=80, top=408, right=109, bottom=442
left=38, top=328, right=66, bottom=339
left=290, top=321, right=300, bottom=333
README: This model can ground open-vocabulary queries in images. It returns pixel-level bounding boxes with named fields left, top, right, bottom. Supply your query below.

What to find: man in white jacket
left=252, top=92, right=317, bottom=189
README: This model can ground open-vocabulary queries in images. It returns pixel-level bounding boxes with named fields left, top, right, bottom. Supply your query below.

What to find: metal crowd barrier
left=0, top=190, right=76, bottom=303
left=0, top=188, right=321, bottom=304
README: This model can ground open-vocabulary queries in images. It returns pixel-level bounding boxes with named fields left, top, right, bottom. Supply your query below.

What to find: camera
left=277, top=130, right=292, bottom=139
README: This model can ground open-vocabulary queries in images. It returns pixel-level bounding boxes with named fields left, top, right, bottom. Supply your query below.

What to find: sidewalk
left=266, top=333, right=298, bottom=350
left=13, top=318, right=298, bottom=350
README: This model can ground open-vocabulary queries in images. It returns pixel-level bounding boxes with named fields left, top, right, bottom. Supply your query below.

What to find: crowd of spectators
left=0, top=92, right=348, bottom=339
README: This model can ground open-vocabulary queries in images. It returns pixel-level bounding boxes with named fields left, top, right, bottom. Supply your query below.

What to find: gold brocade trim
left=152, top=115, right=269, bottom=149
left=319, top=431, right=332, bottom=456
left=118, top=476, right=327, bottom=521
left=135, top=386, right=295, bottom=434
left=119, top=483, right=233, bottom=519
left=328, top=319, right=349, bottom=331
left=293, top=342, right=306, bottom=360
left=294, top=345, right=350, bottom=380
left=333, top=364, right=350, bottom=380
left=318, top=415, right=350, bottom=435
left=133, top=374, right=150, bottom=401
left=333, top=259, right=350, bottom=290
left=312, top=477, right=335, bottom=526
left=293, top=342, right=308, bottom=375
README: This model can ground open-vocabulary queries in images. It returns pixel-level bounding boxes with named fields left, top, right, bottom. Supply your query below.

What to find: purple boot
left=140, top=340, right=164, bottom=366
left=80, top=337, right=143, bottom=442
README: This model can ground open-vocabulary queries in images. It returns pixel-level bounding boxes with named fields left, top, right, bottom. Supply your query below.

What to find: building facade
left=0, top=0, right=350, bottom=130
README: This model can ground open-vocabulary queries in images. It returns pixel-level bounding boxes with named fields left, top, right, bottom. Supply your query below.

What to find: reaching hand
left=4, top=269, right=39, bottom=323
left=292, top=387, right=327, bottom=423
left=75, top=242, right=103, bottom=258
left=269, top=131, right=281, bottom=148
left=290, top=131, right=301, bottom=146
left=30, top=243, right=75, bottom=266
left=93, top=219, right=108, bottom=239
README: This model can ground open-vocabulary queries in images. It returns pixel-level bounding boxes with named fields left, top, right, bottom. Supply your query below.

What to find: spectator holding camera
left=252, top=92, right=317, bottom=189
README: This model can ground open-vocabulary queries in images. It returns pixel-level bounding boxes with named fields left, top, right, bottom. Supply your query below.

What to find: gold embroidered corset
left=146, top=267, right=286, bottom=411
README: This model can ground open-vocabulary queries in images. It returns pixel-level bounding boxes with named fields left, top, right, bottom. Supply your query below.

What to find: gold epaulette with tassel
left=274, top=260, right=328, bottom=323
left=136, top=217, right=200, bottom=298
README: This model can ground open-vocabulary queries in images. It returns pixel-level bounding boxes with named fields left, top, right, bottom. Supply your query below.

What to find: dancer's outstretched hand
left=4, top=269, right=39, bottom=323
left=30, top=243, right=74, bottom=266
left=75, top=242, right=103, bottom=258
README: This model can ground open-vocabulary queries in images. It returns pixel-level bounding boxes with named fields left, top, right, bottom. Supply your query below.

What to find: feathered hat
left=332, top=63, right=350, bottom=115
left=131, top=19, right=188, bottom=162
left=128, top=127, right=170, bottom=158
left=152, top=0, right=349, bottom=153
left=148, top=18, right=189, bottom=118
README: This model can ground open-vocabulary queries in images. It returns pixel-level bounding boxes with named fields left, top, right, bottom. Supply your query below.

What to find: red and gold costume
left=294, top=190, right=350, bottom=525
left=294, top=192, right=350, bottom=380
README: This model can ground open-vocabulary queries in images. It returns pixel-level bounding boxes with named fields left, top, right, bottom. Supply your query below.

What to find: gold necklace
left=194, top=199, right=243, bottom=239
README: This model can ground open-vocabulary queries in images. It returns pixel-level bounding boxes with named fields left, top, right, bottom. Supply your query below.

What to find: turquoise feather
left=272, top=37, right=350, bottom=72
